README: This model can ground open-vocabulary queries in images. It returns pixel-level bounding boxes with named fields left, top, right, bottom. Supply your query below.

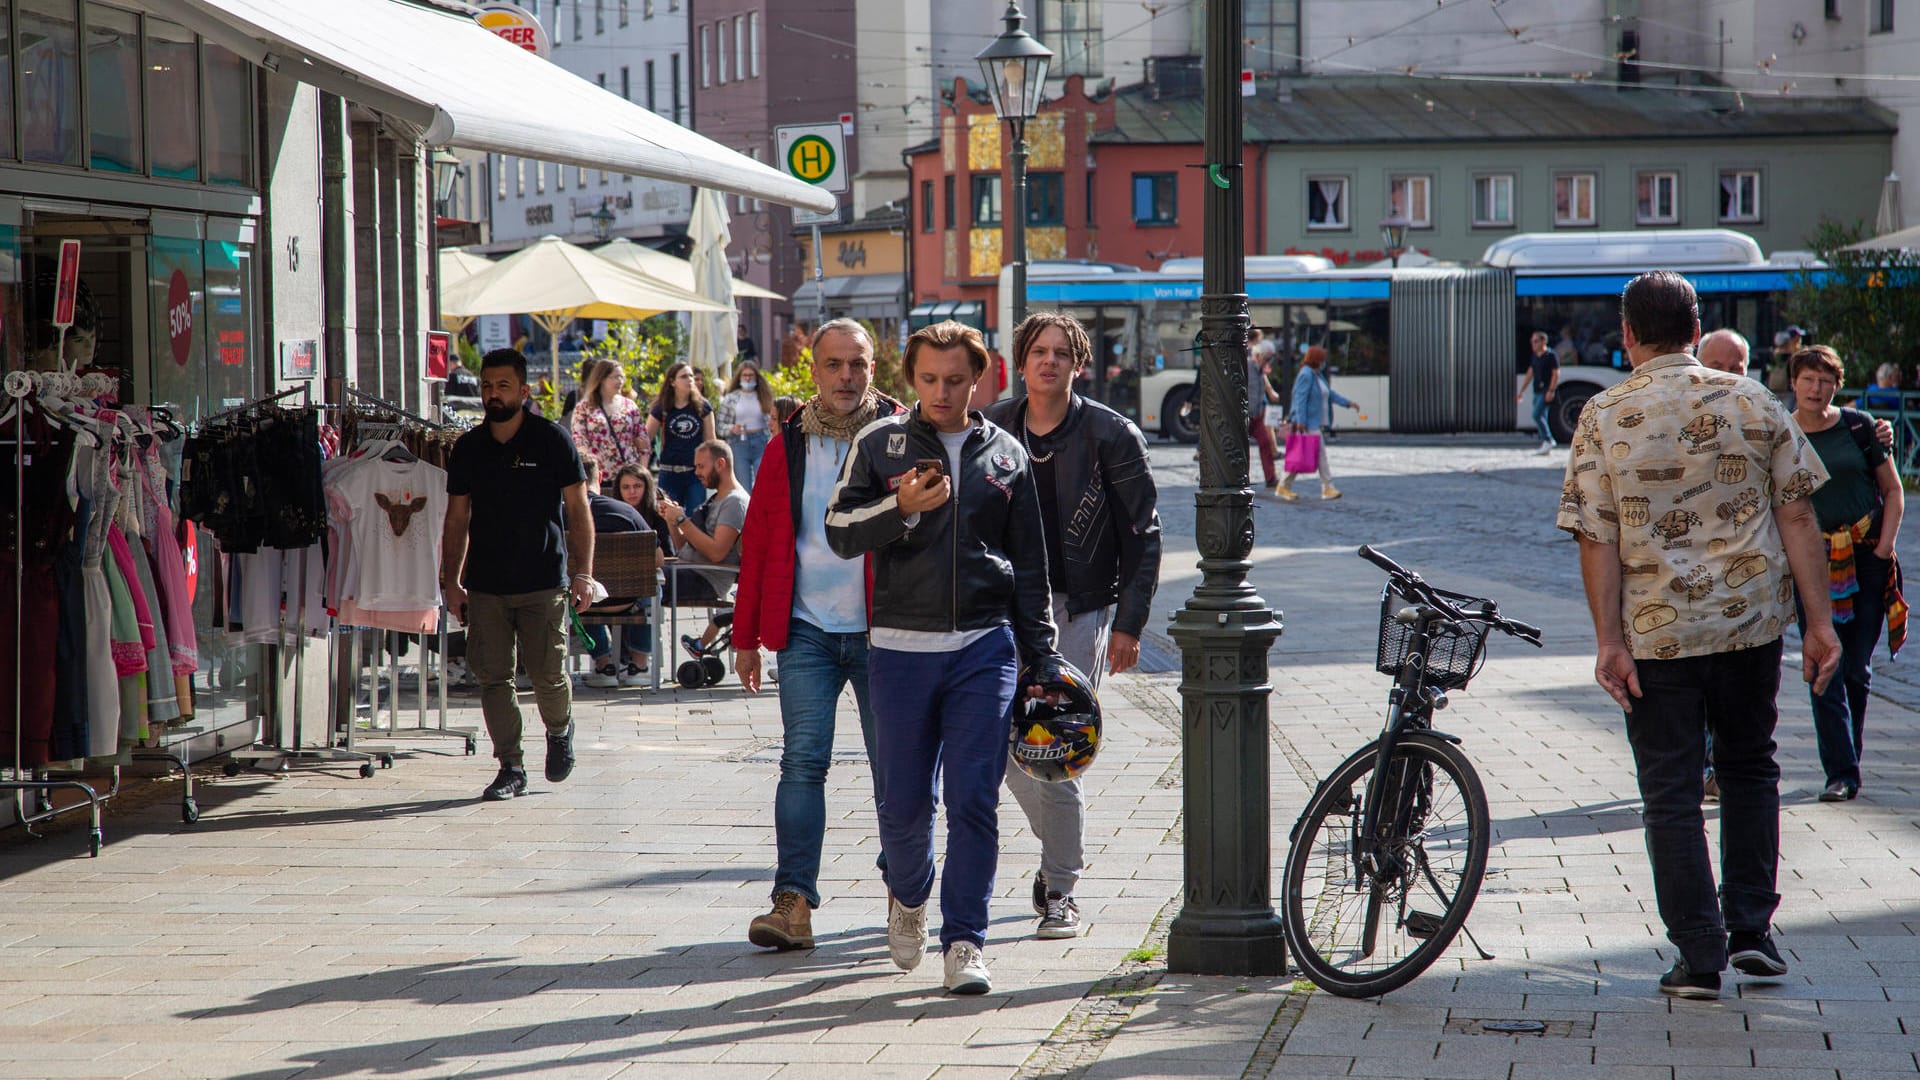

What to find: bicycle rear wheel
left=1282, top=732, right=1490, bottom=998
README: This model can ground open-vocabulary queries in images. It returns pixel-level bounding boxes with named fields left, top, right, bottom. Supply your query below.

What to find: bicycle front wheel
left=1282, top=732, right=1491, bottom=998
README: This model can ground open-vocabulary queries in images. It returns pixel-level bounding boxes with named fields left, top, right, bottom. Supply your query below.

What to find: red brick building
left=904, top=75, right=1261, bottom=357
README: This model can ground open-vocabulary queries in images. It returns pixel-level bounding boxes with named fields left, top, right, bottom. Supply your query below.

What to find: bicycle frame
left=1353, top=603, right=1462, bottom=947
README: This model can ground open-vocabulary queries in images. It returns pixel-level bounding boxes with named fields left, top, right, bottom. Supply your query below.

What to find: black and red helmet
left=1009, top=657, right=1102, bottom=783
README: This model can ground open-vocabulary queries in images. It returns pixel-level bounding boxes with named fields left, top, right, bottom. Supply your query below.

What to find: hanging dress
left=137, top=442, right=197, bottom=713
left=101, top=527, right=147, bottom=751
left=114, top=461, right=181, bottom=727
left=49, top=442, right=91, bottom=762
left=79, top=441, right=122, bottom=759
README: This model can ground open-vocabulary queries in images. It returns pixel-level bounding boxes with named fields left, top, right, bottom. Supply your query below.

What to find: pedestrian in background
left=1276, top=345, right=1358, bottom=501
left=1518, top=330, right=1560, bottom=454
left=734, top=318, right=905, bottom=952
left=1856, top=362, right=1904, bottom=412
left=1559, top=270, right=1840, bottom=1000
left=1246, top=328, right=1282, bottom=493
left=570, top=358, right=649, bottom=481
left=648, top=361, right=716, bottom=514
left=441, top=348, right=595, bottom=802
left=826, top=321, right=1061, bottom=996
left=1788, top=344, right=1907, bottom=802
left=718, top=360, right=776, bottom=491
left=986, top=312, right=1162, bottom=941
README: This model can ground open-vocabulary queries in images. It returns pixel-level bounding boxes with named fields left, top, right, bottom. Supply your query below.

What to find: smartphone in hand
left=915, top=457, right=946, bottom=477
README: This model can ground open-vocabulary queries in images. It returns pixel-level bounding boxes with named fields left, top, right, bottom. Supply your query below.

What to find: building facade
left=479, top=0, right=696, bottom=251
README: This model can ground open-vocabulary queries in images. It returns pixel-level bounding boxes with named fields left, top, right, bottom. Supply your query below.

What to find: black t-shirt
left=1529, top=351, right=1559, bottom=392
left=650, top=399, right=713, bottom=467
left=589, top=492, right=646, bottom=535
left=447, top=411, right=586, bottom=594
left=1027, top=425, right=1070, bottom=596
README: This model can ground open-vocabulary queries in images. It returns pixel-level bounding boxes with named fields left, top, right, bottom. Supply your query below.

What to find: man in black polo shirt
left=442, top=348, right=596, bottom=800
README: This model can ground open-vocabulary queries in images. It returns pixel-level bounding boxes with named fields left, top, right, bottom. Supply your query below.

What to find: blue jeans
left=657, top=469, right=707, bottom=515
left=1798, top=546, right=1888, bottom=789
left=773, top=619, right=883, bottom=907
left=1531, top=391, right=1554, bottom=443
left=870, top=626, right=1018, bottom=950
left=730, top=430, right=770, bottom=491
left=581, top=606, right=653, bottom=663
left=1626, top=638, right=1784, bottom=974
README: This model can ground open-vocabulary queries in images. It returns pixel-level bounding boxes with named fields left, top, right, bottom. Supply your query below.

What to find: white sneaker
left=618, top=662, right=648, bottom=687
left=887, top=893, right=927, bottom=971
left=943, top=941, right=991, bottom=995
left=581, top=665, right=620, bottom=689
left=1536, top=440, right=1555, bottom=455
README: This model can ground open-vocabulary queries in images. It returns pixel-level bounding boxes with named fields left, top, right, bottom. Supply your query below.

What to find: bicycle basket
left=1375, top=582, right=1492, bottom=691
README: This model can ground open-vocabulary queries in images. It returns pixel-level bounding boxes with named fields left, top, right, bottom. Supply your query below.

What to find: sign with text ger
left=476, top=2, right=551, bottom=58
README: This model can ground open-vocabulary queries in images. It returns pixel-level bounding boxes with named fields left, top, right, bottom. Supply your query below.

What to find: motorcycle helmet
left=1009, top=657, right=1102, bottom=783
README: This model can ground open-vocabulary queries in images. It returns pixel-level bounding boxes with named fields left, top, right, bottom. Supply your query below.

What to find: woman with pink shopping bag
left=1276, top=346, right=1359, bottom=501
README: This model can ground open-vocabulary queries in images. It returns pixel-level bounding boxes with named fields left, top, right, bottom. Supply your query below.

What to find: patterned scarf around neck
left=799, top=389, right=885, bottom=442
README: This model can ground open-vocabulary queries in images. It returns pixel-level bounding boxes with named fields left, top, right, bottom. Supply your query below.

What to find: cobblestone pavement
left=1, top=434, right=1916, bottom=1079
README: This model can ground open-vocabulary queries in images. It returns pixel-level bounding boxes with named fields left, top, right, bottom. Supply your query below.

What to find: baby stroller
left=677, top=609, right=734, bottom=688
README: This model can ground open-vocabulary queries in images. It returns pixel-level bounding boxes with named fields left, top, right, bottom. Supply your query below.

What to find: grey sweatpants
left=1004, top=595, right=1112, bottom=897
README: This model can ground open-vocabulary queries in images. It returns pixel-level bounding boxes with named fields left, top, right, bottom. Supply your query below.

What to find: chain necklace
left=1022, top=420, right=1054, bottom=463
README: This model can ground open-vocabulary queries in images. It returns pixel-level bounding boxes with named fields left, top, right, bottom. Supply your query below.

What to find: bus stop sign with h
left=776, top=123, right=849, bottom=325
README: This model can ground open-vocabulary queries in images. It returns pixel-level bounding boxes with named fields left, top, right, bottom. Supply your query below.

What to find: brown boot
left=748, top=890, right=815, bottom=950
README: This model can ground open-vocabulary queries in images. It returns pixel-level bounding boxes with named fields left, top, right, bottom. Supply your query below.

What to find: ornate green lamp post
left=975, top=2, right=1052, bottom=332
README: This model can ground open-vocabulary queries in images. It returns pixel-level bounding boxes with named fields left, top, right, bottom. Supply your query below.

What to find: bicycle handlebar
left=1355, top=545, right=1545, bottom=647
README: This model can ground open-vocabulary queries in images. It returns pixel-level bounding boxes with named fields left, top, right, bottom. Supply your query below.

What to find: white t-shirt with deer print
left=333, top=457, right=447, bottom=612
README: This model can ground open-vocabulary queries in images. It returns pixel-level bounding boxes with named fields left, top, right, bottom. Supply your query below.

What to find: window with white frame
left=1873, top=0, right=1894, bottom=32
left=536, top=160, right=546, bottom=194
left=1471, top=173, right=1513, bottom=226
left=644, top=0, right=653, bottom=16
left=619, top=0, right=628, bottom=26
left=595, top=0, right=604, bottom=34
left=577, top=166, right=586, bottom=190
left=717, top=21, right=729, bottom=84
left=1387, top=174, right=1431, bottom=228
left=733, top=16, right=744, bottom=80
left=495, top=154, right=506, bottom=200
left=1636, top=170, right=1679, bottom=225
left=699, top=24, right=710, bottom=87
left=1306, top=176, right=1348, bottom=230
left=1719, top=169, right=1761, bottom=223
left=516, top=157, right=525, bottom=196
left=747, top=13, right=760, bottom=78
left=1553, top=171, right=1597, bottom=227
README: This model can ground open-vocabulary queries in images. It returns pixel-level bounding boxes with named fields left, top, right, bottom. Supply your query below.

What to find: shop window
left=146, top=19, right=199, bottom=181
left=1719, top=169, right=1761, bottom=223
left=148, top=235, right=207, bottom=419
left=1636, top=170, right=1679, bottom=225
left=971, top=175, right=1002, bottom=227
left=1472, top=173, right=1513, bottom=227
left=1306, top=175, right=1347, bottom=230
left=1387, top=175, right=1431, bottom=228
left=85, top=3, right=142, bottom=173
left=921, top=180, right=934, bottom=232
left=21, top=0, right=81, bottom=167
left=1027, top=172, right=1064, bottom=226
left=1133, top=172, right=1176, bottom=225
left=205, top=235, right=257, bottom=410
left=1553, top=171, right=1597, bottom=227
left=205, top=45, right=253, bottom=187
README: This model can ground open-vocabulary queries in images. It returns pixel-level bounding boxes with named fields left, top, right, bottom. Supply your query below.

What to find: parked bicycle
left=1281, top=545, right=1543, bottom=998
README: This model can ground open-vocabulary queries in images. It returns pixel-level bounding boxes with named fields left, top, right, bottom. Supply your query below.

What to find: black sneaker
left=681, top=634, right=707, bottom=659
left=1659, top=960, right=1721, bottom=1000
left=1729, top=932, right=1788, bottom=977
left=483, top=766, right=527, bottom=801
left=1032, top=871, right=1048, bottom=916
left=545, top=722, right=575, bottom=783
left=1037, top=893, right=1082, bottom=939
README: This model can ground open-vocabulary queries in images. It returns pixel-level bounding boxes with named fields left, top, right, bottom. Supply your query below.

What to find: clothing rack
left=198, top=382, right=311, bottom=429
left=3, top=370, right=106, bottom=855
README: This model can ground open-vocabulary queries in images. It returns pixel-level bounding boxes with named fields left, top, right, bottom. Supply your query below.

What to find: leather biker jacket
left=825, top=407, right=1058, bottom=666
left=983, top=394, right=1162, bottom=638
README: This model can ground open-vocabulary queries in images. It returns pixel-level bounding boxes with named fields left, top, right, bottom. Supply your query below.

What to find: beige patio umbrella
left=438, top=248, right=497, bottom=333
left=596, top=237, right=785, bottom=301
left=442, top=234, right=728, bottom=386
left=1846, top=222, right=1920, bottom=252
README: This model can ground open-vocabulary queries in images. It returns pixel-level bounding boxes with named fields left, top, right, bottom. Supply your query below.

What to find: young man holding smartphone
left=826, top=321, right=1062, bottom=995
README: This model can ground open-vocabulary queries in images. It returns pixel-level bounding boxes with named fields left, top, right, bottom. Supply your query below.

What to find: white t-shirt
left=732, top=391, right=767, bottom=434
left=871, top=426, right=997, bottom=654
left=792, top=434, right=867, bottom=633
left=331, top=457, right=447, bottom=611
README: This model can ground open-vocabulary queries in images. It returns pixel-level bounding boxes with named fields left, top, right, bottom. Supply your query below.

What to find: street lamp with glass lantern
left=590, top=203, right=618, bottom=242
left=432, top=149, right=463, bottom=217
left=1379, top=211, right=1410, bottom=268
left=975, top=2, right=1052, bottom=335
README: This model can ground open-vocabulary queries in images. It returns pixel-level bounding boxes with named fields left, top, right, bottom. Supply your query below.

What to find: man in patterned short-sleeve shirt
left=1558, top=270, right=1841, bottom=1001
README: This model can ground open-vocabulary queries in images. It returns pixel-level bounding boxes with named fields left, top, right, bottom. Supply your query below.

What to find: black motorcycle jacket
left=825, top=406, right=1058, bottom=665
left=983, top=394, right=1162, bottom=638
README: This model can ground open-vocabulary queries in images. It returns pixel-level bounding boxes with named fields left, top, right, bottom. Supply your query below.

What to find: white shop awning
left=146, top=0, right=835, bottom=214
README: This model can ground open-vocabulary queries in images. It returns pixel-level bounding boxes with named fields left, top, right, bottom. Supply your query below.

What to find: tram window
left=1145, top=301, right=1200, bottom=371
